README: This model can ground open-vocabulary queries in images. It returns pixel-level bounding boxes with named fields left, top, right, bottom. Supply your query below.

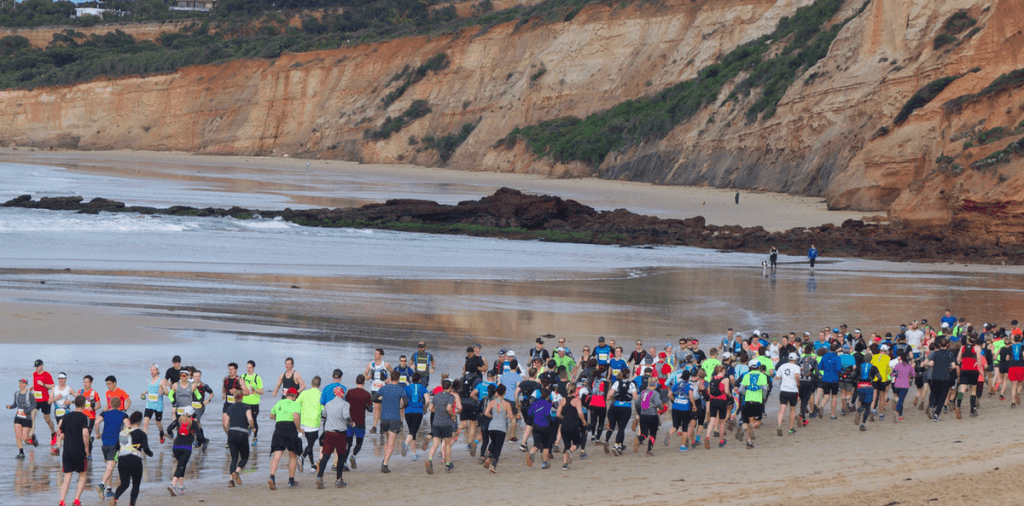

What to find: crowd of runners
left=14, top=310, right=1024, bottom=506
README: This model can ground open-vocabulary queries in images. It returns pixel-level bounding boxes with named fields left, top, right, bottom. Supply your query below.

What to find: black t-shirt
left=464, top=355, right=486, bottom=375
left=165, top=366, right=182, bottom=384
left=693, top=349, right=708, bottom=365
left=61, top=411, right=89, bottom=456
left=539, top=370, right=559, bottom=386
left=518, top=380, right=541, bottom=402
left=929, top=350, right=954, bottom=381
left=529, top=348, right=550, bottom=363
left=226, top=402, right=251, bottom=430
left=628, top=350, right=648, bottom=366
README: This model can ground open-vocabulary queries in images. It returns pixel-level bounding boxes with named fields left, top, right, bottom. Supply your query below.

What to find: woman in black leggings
left=166, top=412, right=199, bottom=496
left=114, top=412, right=153, bottom=506
left=482, top=384, right=511, bottom=473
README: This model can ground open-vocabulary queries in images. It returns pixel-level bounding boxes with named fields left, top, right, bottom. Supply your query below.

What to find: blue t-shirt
left=377, top=384, right=407, bottom=421
left=404, top=383, right=426, bottom=414
left=101, top=410, right=127, bottom=446
left=609, top=359, right=627, bottom=378
left=813, top=340, right=830, bottom=352
left=594, top=345, right=612, bottom=365
left=671, top=382, right=692, bottom=411
left=320, top=382, right=347, bottom=406
left=820, top=353, right=842, bottom=383
left=475, top=381, right=493, bottom=404
left=499, top=371, right=521, bottom=402
left=394, top=366, right=414, bottom=385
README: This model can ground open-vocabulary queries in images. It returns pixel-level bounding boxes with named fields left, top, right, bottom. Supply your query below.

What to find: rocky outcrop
left=7, top=188, right=1024, bottom=264
left=0, top=0, right=1022, bottom=236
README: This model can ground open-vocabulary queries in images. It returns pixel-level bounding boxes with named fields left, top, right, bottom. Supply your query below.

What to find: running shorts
left=779, top=391, right=798, bottom=407
left=380, top=419, right=402, bottom=434
left=36, top=403, right=51, bottom=415
left=14, top=417, right=31, bottom=428
left=459, top=402, right=478, bottom=422
left=959, top=370, right=979, bottom=386
left=102, top=445, right=118, bottom=462
left=1009, top=367, right=1024, bottom=383
left=531, top=425, right=552, bottom=449
left=671, top=409, right=692, bottom=430
left=708, top=399, right=729, bottom=419
left=561, top=427, right=582, bottom=449
left=62, top=452, right=87, bottom=473
left=371, top=391, right=382, bottom=403
left=430, top=424, right=453, bottom=439
left=742, top=402, right=763, bottom=421
left=346, top=425, right=365, bottom=439
left=144, top=408, right=163, bottom=421
left=270, top=427, right=302, bottom=454
left=999, top=362, right=1010, bottom=374
left=321, top=431, right=347, bottom=455
left=821, top=382, right=839, bottom=396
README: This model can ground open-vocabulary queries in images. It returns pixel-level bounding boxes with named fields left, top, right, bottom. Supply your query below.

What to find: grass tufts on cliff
left=503, top=0, right=863, bottom=166
left=366, top=99, right=432, bottom=139
left=421, top=122, right=477, bottom=163
left=944, top=69, right=1024, bottom=113
left=893, top=76, right=959, bottom=126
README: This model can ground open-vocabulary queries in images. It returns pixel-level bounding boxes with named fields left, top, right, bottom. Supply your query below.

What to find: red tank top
left=962, top=346, right=978, bottom=371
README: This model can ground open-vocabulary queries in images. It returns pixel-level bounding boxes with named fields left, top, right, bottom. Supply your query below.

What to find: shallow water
left=1, top=158, right=1022, bottom=503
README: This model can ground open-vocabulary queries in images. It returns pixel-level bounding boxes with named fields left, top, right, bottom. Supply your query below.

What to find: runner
left=316, top=386, right=350, bottom=489
left=817, top=343, right=842, bottom=420
left=343, top=375, right=372, bottom=472
left=377, top=371, right=407, bottom=473
left=8, top=378, right=35, bottom=458
left=891, top=351, right=916, bottom=423
left=411, top=341, right=436, bottom=388
left=31, top=359, right=55, bottom=448
left=166, top=407, right=200, bottom=496
left=628, top=339, right=647, bottom=368
left=426, top=379, right=457, bottom=474
left=222, top=387, right=253, bottom=488
left=112, top=411, right=153, bottom=506
left=605, top=371, right=635, bottom=455
left=667, top=370, right=695, bottom=451
left=775, top=353, right=801, bottom=438
left=741, top=362, right=768, bottom=449
left=870, top=344, right=893, bottom=421
left=704, top=365, right=731, bottom=449
left=609, top=347, right=627, bottom=379
left=558, top=384, right=585, bottom=468
left=586, top=369, right=609, bottom=444
left=267, top=388, right=302, bottom=490
left=498, top=360, right=521, bottom=443
left=296, top=376, right=322, bottom=471
left=797, top=345, right=818, bottom=425
left=164, top=356, right=184, bottom=384
left=363, top=348, right=393, bottom=434
left=854, top=352, right=882, bottom=431
left=924, top=338, right=954, bottom=422
left=632, top=379, right=662, bottom=456
left=530, top=337, right=551, bottom=364
left=402, top=372, right=428, bottom=461
left=525, top=387, right=553, bottom=469
left=594, top=336, right=612, bottom=368
left=50, top=372, right=74, bottom=455
left=461, top=346, right=486, bottom=456
left=395, top=356, right=414, bottom=386
left=473, top=370, right=496, bottom=465
left=482, top=384, right=511, bottom=473
left=241, top=361, right=264, bottom=445
left=57, top=395, right=90, bottom=506
left=514, top=368, right=541, bottom=451
left=272, top=357, right=307, bottom=399
left=169, top=370, right=194, bottom=422
left=139, top=365, right=168, bottom=443
left=96, top=397, right=128, bottom=500
left=956, top=335, right=983, bottom=418
left=1008, top=334, right=1024, bottom=407
left=78, top=375, right=102, bottom=456
left=190, top=370, right=214, bottom=424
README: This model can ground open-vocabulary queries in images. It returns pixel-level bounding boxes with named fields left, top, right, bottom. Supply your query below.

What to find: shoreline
left=0, top=147, right=873, bottom=232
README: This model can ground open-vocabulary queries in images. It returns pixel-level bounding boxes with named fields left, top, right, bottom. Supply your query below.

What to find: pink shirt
left=892, top=361, right=916, bottom=389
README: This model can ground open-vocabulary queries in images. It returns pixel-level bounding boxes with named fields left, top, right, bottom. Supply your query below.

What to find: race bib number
left=372, top=380, right=385, bottom=390
left=176, top=407, right=185, bottom=416
left=147, top=393, right=159, bottom=402
left=598, top=352, right=609, bottom=362
left=16, top=409, right=26, bottom=418
left=399, top=375, right=408, bottom=384
left=55, top=408, right=67, bottom=417
left=226, top=395, right=236, bottom=403
left=33, top=391, right=42, bottom=400
left=611, top=368, right=622, bottom=377
left=191, top=401, right=203, bottom=410
left=416, top=363, right=427, bottom=372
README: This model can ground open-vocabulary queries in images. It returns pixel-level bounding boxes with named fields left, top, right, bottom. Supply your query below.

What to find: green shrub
left=945, top=69, right=1024, bottom=112
left=367, top=99, right=433, bottom=139
left=894, top=76, right=959, bottom=125
left=934, top=33, right=958, bottom=49
left=382, top=54, right=448, bottom=106
left=530, top=67, right=547, bottom=81
left=943, top=10, right=977, bottom=34
left=422, top=122, right=476, bottom=162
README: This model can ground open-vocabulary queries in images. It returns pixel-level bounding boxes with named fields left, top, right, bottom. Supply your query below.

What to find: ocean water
left=1, top=158, right=1022, bottom=503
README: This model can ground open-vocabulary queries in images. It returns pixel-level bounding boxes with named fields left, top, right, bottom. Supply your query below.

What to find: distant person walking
left=807, top=244, right=818, bottom=269
left=769, top=247, right=778, bottom=269
left=734, top=192, right=740, bottom=205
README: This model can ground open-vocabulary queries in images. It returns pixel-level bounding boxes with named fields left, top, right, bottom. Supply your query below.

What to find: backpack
left=460, top=374, right=480, bottom=403
left=709, top=376, right=724, bottom=397
left=799, top=356, right=817, bottom=380
left=640, top=390, right=656, bottom=410
left=614, top=381, right=632, bottom=402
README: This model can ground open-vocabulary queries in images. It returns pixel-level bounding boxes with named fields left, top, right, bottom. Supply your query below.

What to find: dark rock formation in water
left=5, top=188, right=1022, bottom=265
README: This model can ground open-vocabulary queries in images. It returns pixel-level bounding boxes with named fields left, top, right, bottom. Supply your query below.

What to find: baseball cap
left=332, top=369, right=343, bottom=379
left=507, top=350, right=516, bottom=357
left=598, top=336, right=606, bottom=342
left=1013, top=320, right=1019, bottom=326
left=665, top=343, right=672, bottom=349
left=832, top=328, right=839, bottom=333
left=498, top=347, right=508, bottom=355
left=691, top=339, right=699, bottom=344
left=788, top=352, right=798, bottom=361
left=921, top=319, right=928, bottom=324
left=941, top=322, right=950, bottom=328
left=880, top=344, right=890, bottom=351
left=842, top=344, right=851, bottom=351
left=34, top=359, right=43, bottom=367
left=18, top=378, right=27, bottom=384
left=57, top=372, right=67, bottom=379
left=722, top=352, right=732, bottom=360
left=748, top=360, right=760, bottom=368
left=557, top=347, right=565, bottom=352
left=752, top=330, right=761, bottom=336
left=286, top=388, right=298, bottom=396
left=803, top=332, right=810, bottom=336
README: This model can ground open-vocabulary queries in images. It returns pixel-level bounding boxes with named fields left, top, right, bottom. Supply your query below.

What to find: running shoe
left=268, top=476, right=276, bottom=490
left=422, top=438, right=429, bottom=451
left=229, top=479, right=236, bottom=488
left=788, top=428, right=797, bottom=435
left=840, top=409, right=846, bottom=417
left=802, top=419, right=809, bottom=426
left=252, top=438, right=258, bottom=446
left=664, top=436, right=669, bottom=447
left=704, top=438, right=710, bottom=450
left=519, top=444, right=528, bottom=452
left=29, top=435, right=38, bottom=447
left=316, top=478, right=324, bottom=490
left=412, top=453, right=420, bottom=461
left=50, top=433, right=57, bottom=446
left=540, top=462, right=550, bottom=469
left=736, top=428, right=744, bottom=441
left=679, top=445, right=688, bottom=452
left=97, top=483, right=106, bottom=499
left=955, top=406, right=962, bottom=419
left=933, top=415, right=940, bottom=422
left=167, top=485, right=177, bottom=497
left=381, top=464, right=390, bottom=473
left=602, top=441, right=609, bottom=454
left=859, top=424, right=866, bottom=432
left=695, top=435, right=701, bottom=444
left=718, top=439, right=726, bottom=448
left=579, top=451, right=587, bottom=459
left=349, top=456, right=357, bottom=470
left=777, top=427, right=783, bottom=437
left=646, top=450, right=654, bottom=456
left=878, top=414, right=885, bottom=421
left=970, top=410, right=978, bottom=417
left=232, top=472, right=242, bottom=485
left=469, top=442, right=477, bottom=457
left=425, top=460, right=433, bottom=474
left=369, top=426, right=377, bottom=435
left=551, top=444, right=560, bottom=453
left=489, top=463, right=498, bottom=474
left=632, top=438, right=640, bottom=453
left=746, top=441, right=754, bottom=450
left=563, top=463, right=569, bottom=471
left=483, top=457, right=492, bottom=468
left=105, top=488, right=113, bottom=499
left=288, top=480, right=299, bottom=488
left=401, top=442, right=408, bottom=457
left=335, top=480, right=346, bottom=488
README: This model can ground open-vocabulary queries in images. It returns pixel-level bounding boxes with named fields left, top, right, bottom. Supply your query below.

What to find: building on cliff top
left=170, top=0, right=215, bottom=12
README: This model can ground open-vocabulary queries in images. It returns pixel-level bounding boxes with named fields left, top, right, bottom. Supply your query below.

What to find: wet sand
left=0, top=148, right=873, bottom=231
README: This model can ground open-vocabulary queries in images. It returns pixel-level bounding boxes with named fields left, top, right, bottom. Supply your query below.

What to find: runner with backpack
left=604, top=371, right=636, bottom=456
left=633, top=379, right=663, bottom=456
left=703, top=365, right=731, bottom=450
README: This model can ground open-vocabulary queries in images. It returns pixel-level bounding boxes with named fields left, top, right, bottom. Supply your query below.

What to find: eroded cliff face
left=1, top=0, right=1022, bottom=233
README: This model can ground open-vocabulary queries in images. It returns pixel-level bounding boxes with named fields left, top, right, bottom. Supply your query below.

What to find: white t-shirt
left=769, top=344, right=780, bottom=361
left=905, top=329, right=924, bottom=351
left=776, top=362, right=801, bottom=393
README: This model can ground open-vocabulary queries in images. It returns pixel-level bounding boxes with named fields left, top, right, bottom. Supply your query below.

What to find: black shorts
left=742, top=402, right=764, bottom=421
left=62, top=452, right=87, bottom=473
left=14, top=417, right=31, bottom=428
left=561, top=426, right=582, bottom=449
left=821, top=382, right=839, bottom=396
left=270, top=427, right=302, bottom=455
left=431, top=424, right=454, bottom=439
left=873, top=381, right=890, bottom=391
left=531, top=425, right=552, bottom=449
left=671, top=409, right=692, bottom=429
left=694, top=405, right=707, bottom=425
left=144, top=409, right=163, bottom=421
left=915, top=374, right=925, bottom=389
left=247, top=404, right=260, bottom=418
left=36, top=403, right=51, bottom=415
left=779, top=391, right=798, bottom=407
left=460, top=403, right=478, bottom=422
left=508, top=401, right=519, bottom=416
left=371, top=391, right=382, bottom=403
left=959, top=370, right=980, bottom=386
left=999, top=363, right=1010, bottom=374
left=708, top=399, right=729, bottom=419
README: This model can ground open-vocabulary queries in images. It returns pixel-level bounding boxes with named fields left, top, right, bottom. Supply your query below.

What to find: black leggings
left=114, top=455, right=142, bottom=505
left=301, top=431, right=318, bottom=466
left=588, top=406, right=606, bottom=438
left=798, top=382, right=815, bottom=416
left=929, top=379, right=952, bottom=412
left=172, top=448, right=191, bottom=478
left=606, top=406, right=631, bottom=445
left=405, top=413, right=423, bottom=440
left=478, top=416, right=491, bottom=457
left=228, top=431, right=250, bottom=471
left=637, top=414, right=659, bottom=449
left=487, top=430, right=505, bottom=464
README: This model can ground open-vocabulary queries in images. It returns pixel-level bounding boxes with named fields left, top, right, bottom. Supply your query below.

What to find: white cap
left=506, top=350, right=516, bottom=357
left=748, top=360, right=760, bottom=368
left=803, top=332, right=810, bottom=336
left=854, top=329, right=862, bottom=333
left=557, top=347, right=565, bottom=352
left=788, top=352, right=798, bottom=361
left=722, top=352, right=732, bottom=359
left=880, top=344, right=890, bottom=351
left=753, top=330, right=761, bottom=336
left=941, top=322, right=950, bottom=328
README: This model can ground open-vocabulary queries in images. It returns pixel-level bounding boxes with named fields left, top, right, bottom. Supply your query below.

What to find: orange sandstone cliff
left=1, top=0, right=1023, bottom=235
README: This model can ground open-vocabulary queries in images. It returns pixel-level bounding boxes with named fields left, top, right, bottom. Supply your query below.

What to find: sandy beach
left=0, top=148, right=873, bottom=232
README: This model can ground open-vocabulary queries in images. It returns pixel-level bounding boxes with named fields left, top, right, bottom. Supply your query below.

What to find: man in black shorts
left=58, top=395, right=90, bottom=506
